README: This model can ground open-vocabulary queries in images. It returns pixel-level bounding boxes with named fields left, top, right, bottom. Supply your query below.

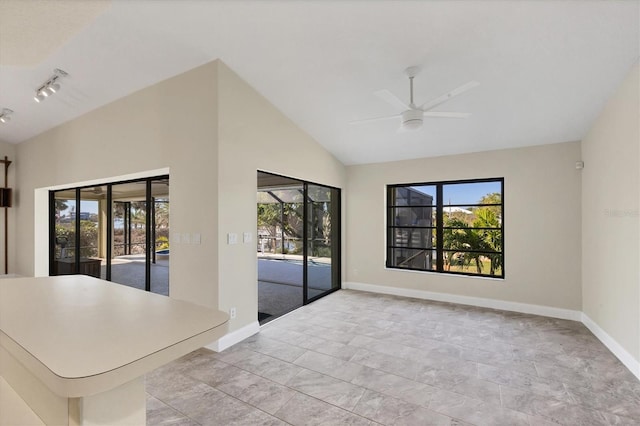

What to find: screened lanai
left=257, top=171, right=340, bottom=324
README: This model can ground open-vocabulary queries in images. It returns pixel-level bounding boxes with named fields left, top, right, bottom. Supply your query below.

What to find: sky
left=412, top=181, right=501, bottom=206
left=57, top=199, right=99, bottom=216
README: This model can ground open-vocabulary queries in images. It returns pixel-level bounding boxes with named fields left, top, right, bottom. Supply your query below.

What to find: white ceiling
left=0, top=0, right=111, bottom=66
left=0, top=1, right=638, bottom=165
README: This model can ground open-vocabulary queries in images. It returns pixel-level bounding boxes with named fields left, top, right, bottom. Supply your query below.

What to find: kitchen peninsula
left=0, top=275, right=228, bottom=425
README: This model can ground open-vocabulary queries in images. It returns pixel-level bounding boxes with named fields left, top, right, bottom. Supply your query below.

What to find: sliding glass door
left=49, top=175, right=169, bottom=295
left=257, top=171, right=341, bottom=324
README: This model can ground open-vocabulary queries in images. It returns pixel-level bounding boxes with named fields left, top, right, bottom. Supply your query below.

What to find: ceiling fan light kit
left=402, top=109, right=423, bottom=130
left=351, top=66, right=479, bottom=132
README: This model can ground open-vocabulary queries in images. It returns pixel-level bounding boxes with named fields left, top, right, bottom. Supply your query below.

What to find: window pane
left=389, top=248, right=436, bottom=270
left=257, top=192, right=278, bottom=204
left=151, top=178, right=170, bottom=296
left=443, top=181, right=501, bottom=205
left=443, top=206, right=502, bottom=229
left=271, top=188, right=303, bottom=203
left=391, top=186, right=435, bottom=206
left=284, top=202, right=304, bottom=255
left=79, top=187, right=102, bottom=260
left=391, top=228, right=434, bottom=249
left=390, top=206, right=434, bottom=227
left=443, top=228, right=502, bottom=252
left=444, top=251, right=503, bottom=276
left=53, top=191, right=77, bottom=275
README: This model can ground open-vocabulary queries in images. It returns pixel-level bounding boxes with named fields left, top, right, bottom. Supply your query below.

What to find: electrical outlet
left=230, top=307, right=236, bottom=319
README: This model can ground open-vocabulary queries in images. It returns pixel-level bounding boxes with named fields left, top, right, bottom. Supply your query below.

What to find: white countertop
left=0, top=275, right=228, bottom=397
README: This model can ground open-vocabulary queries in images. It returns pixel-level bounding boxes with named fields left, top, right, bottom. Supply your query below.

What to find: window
left=387, top=178, right=503, bottom=278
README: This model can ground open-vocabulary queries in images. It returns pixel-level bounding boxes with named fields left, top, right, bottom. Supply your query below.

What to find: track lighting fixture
left=34, top=68, right=68, bottom=103
left=0, top=109, right=13, bottom=124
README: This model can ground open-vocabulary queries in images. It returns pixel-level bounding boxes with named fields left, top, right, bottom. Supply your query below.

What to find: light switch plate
left=172, top=232, right=181, bottom=244
left=182, top=233, right=191, bottom=244
left=192, top=233, right=201, bottom=244
left=228, top=233, right=238, bottom=245
left=243, top=232, right=252, bottom=243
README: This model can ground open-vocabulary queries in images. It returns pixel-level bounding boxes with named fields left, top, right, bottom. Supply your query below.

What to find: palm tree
left=130, top=202, right=146, bottom=229
left=155, top=200, right=170, bottom=229
left=472, top=208, right=502, bottom=275
left=442, top=218, right=484, bottom=272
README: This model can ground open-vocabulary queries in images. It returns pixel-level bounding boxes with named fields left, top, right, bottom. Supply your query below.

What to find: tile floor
left=146, top=290, right=640, bottom=425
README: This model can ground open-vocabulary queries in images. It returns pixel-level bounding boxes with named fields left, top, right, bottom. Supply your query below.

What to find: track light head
left=0, top=108, right=13, bottom=124
left=34, top=68, right=68, bottom=103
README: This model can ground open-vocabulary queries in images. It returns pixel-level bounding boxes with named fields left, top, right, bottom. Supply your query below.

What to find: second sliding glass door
left=257, top=171, right=340, bottom=324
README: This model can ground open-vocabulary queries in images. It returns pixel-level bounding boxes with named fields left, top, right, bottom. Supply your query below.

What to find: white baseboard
left=581, top=313, right=640, bottom=381
left=206, top=321, right=260, bottom=352
left=343, top=282, right=639, bottom=381
left=343, top=281, right=582, bottom=321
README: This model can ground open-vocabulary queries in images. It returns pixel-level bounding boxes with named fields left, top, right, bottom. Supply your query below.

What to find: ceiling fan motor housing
left=402, top=109, right=423, bottom=130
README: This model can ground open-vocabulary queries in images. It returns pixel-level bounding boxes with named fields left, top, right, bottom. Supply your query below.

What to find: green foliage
left=55, top=220, right=99, bottom=258
left=257, top=202, right=305, bottom=253
left=131, top=201, right=146, bottom=229
left=476, top=192, right=502, bottom=219
left=257, top=200, right=333, bottom=257
left=472, top=207, right=502, bottom=275
left=155, top=201, right=170, bottom=228
left=156, top=236, right=169, bottom=250
left=441, top=193, right=503, bottom=276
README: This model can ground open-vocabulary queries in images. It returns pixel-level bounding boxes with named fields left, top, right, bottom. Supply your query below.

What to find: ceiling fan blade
left=374, top=89, right=410, bottom=111
left=350, top=114, right=401, bottom=125
left=423, top=111, right=471, bottom=118
left=420, top=81, right=480, bottom=111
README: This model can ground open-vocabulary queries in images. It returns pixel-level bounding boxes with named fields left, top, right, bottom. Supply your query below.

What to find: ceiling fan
left=351, top=66, right=479, bottom=131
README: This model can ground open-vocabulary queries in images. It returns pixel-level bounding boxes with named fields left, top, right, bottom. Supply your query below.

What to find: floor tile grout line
left=206, top=378, right=296, bottom=425
left=207, top=349, right=378, bottom=424
left=146, top=391, right=206, bottom=426
left=151, top=366, right=297, bottom=425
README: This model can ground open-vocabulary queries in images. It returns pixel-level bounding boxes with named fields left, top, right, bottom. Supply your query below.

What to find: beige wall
left=15, top=62, right=219, bottom=309
left=346, top=141, right=583, bottom=310
left=0, top=141, right=16, bottom=274
left=216, top=62, right=346, bottom=331
left=582, top=62, right=639, bottom=362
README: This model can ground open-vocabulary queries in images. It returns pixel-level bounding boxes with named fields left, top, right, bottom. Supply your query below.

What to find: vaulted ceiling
left=0, top=1, right=638, bottom=165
